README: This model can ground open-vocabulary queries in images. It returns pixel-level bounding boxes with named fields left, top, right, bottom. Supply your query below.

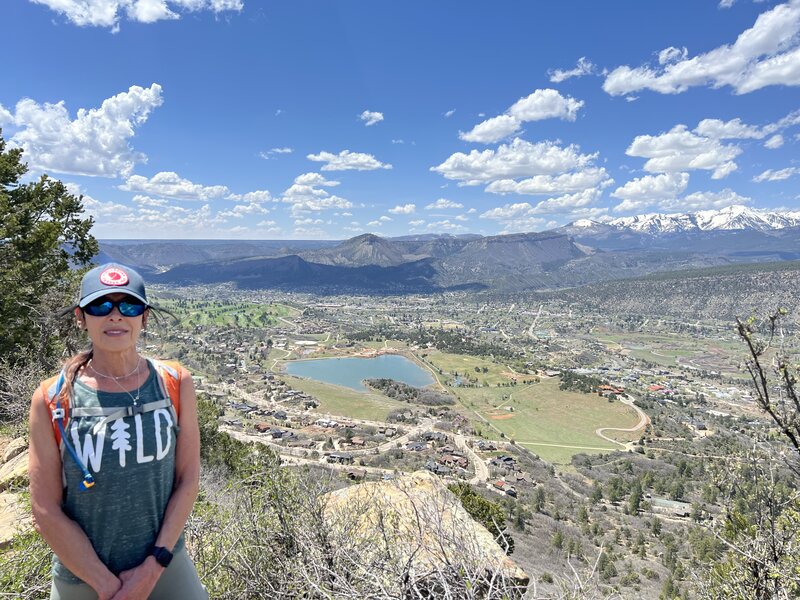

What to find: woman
left=29, top=263, right=207, bottom=600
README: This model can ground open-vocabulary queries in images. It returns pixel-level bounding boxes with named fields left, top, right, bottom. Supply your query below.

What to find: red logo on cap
left=99, top=268, right=129, bottom=286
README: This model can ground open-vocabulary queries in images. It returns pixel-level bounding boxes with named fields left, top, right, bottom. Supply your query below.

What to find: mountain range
left=98, top=205, right=800, bottom=293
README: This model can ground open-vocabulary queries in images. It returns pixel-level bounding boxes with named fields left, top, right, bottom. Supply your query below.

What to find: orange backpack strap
left=41, top=372, right=69, bottom=447
left=148, top=358, right=182, bottom=423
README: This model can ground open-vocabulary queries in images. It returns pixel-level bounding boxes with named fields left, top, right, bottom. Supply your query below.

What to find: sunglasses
left=83, top=296, right=147, bottom=317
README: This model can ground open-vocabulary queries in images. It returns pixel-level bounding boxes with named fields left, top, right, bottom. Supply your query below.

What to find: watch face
left=153, top=546, right=173, bottom=567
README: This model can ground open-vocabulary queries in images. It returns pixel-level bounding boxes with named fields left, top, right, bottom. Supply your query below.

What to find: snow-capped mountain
left=571, top=205, right=800, bottom=235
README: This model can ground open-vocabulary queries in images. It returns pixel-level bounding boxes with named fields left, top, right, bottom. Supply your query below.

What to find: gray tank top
left=52, top=363, right=185, bottom=582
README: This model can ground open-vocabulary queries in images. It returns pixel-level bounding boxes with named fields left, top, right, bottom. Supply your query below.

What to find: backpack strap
left=149, top=358, right=182, bottom=429
left=42, top=369, right=95, bottom=490
left=42, top=372, right=68, bottom=447
left=86, top=359, right=182, bottom=435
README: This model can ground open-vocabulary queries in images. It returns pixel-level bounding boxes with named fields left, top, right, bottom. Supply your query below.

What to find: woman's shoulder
left=146, top=357, right=191, bottom=380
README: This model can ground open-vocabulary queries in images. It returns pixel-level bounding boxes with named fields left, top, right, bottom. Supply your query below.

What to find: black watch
left=152, top=545, right=173, bottom=568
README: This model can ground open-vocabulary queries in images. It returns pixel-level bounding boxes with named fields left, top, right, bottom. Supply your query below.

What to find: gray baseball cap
left=78, top=263, right=148, bottom=308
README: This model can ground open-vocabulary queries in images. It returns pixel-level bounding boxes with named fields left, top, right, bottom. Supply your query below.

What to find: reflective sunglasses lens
left=119, top=301, right=145, bottom=317
left=85, top=300, right=114, bottom=316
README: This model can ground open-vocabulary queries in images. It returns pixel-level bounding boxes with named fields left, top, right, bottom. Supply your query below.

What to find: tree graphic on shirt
left=109, top=419, right=132, bottom=468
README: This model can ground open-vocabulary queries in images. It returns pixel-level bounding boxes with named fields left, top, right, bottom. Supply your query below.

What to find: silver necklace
left=89, top=357, right=143, bottom=405
left=89, top=357, right=142, bottom=381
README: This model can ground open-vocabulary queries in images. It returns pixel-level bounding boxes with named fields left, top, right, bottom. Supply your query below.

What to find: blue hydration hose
left=52, top=372, right=95, bottom=490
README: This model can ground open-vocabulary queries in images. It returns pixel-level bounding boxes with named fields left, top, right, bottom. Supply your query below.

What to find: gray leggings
left=50, top=547, right=208, bottom=600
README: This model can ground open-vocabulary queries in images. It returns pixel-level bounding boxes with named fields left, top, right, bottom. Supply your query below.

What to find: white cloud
left=460, top=89, right=584, bottom=144
left=359, top=110, right=384, bottom=126
left=694, top=117, right=765, bottom=139
left=658, top=46, right=688, bottom=65
left=485, top=168, right=612, bottom=196
left=281, top=172, right=353, bottom=215
left=218, top=202, right=270, bottom=219
left=459, top=115, right=520, bottom=144
left=0, top=104, right=12, bottom=125
left=29, top=0, right=243, bottom=29
left=367, top=220, right=382, bottom=227
left=5, top=84, right=162, bottom=178
left=719, top=0, right=736, bottom=8
left=307, top=149, right=392, bottom=171
left=604, top=1, right=800, bottom=96
left=611, top=172, right=690, bottom=202
left=444, top=109, right=456, bottom=118
left=293, top=172, right=339, bottom=187
left=259, top=147, right=293, bottom=159
left=379, top=215, right=392, bottom=222
left=226, top=190, right=272, bottom=203
left=481, top=189, right=603, bottom=223
left=426, top=220, right=466, bottom=231
left=549, top=57, right=596, bottom=83
left=409, top=219, right=425, bottom=227
left=120, top=171, right=230, bottom=200
left=764, top=134, right=785, bottom=148
left=626, top=125, right=741, bottom=179
left=674, top=189, right=751, bottom=210
left=391, top=139, right=405, bottom=144
left=753, top=166, right=800, bottom=181
left=481, top=202, right=536, bottom=221
left=132, top=194, right=168, bottom=207
left=388, top=203, right=416, bottom=214
left=425, top=198, right=463, bottom=210
left=432, top=138, right=598, bottom=185
left=294, top=217, right=324, bottom=226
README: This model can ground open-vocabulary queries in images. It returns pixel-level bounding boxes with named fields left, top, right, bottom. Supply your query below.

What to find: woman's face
left=76, top=292, right=148, bottom=353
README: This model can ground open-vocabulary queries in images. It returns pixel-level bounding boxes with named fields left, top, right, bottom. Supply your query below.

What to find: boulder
left=0, top=491, right=32, bottom=549
left=323, top=470, right=528, bottom=594
left=2, top=437, right=27, bottom=464
left=0, top=450, right=29, bottom=493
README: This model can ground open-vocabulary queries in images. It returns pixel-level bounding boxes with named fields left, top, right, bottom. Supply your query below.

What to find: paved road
left=595, top=396, right=650, bottom=450
left=455, top=434, right=488, bottom=484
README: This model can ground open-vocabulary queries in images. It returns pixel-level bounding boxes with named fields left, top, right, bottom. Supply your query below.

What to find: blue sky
left=2, top=0, right=799, bottom=239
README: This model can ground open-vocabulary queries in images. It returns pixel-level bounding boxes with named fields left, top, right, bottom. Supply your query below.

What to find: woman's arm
left=154, top=366, right=201, bottom=550
left=28, top=387, right=122, bottom=599
left=112, top=367, right=202, bottom=598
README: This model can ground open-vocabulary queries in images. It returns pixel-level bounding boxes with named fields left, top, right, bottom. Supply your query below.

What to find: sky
left=2, top=0, right=800, bottom=240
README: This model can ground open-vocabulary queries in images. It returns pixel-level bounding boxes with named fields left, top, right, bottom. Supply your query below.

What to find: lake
left=284, top=354, right=436, bottom=391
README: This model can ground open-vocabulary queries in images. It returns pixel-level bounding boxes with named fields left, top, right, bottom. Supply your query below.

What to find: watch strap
left=152, top=545, right=173, bottom=568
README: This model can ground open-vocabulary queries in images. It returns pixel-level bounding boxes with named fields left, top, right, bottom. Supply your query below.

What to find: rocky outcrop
left=323, top=470, right=529, bottom=594
left=0, top=438, right=32, bottom=548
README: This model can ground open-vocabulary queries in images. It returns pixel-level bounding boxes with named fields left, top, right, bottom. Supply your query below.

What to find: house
left=425, top=460, right=451, bottom=476
left=327, top=453, right=354, bottom=465
left=422, top=431, right=448, bottom=442
left=477, top=441, right=497, bottom=452
left=493, top=480, right=517, bottom=497
left=273, top=410, right=288, bottom=421
left=405, top=441, right=427, bottom=452
left=346, top=468, right=367, bottom=480
left=438, top=455, right=469, bottom=470
left=348, top=436, right=366, bottom=447
left=490, top=455, right=517, bottom=469
left=438, top=444, right=456, bottom=454
left=254, top=422, right=271, bottom=434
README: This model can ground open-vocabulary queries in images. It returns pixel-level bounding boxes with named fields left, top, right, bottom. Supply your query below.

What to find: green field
left=281, top=375, right=408, bottom=422
left=454, top=378, right=641, bottom=464
left=421, top=349, right=522, bottom=387
left=156, top=299, right=296, bottom=328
